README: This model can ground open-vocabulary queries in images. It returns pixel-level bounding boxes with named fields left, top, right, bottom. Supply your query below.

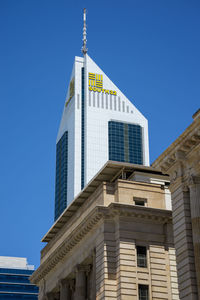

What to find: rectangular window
left=108, top=121, right=143, bottom=165
left=137, top=246, right=147, bottom=268
left=134, top=197, right=147, bottom=206
left=138, top=284, right=149, bottom=300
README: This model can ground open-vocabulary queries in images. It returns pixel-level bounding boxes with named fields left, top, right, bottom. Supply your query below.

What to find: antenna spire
left=82, top=8, right=88, bottom=55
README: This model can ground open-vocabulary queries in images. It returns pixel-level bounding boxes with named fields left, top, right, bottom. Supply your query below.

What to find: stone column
left=188, top=175, right=200, bottom=298
left=59, top=279, right=71, bottom=300
left=69, top=280, right=75, bottom=300
left=74, top=265, right=87, bottom=300
left=90, top=250, right=96, bottom=300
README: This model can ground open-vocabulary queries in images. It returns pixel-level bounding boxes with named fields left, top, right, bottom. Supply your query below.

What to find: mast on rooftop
left=82, top=8, right=88, bottom=55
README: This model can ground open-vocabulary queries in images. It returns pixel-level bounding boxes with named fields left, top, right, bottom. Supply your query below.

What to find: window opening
left=137, top=246, right=147, bottom=268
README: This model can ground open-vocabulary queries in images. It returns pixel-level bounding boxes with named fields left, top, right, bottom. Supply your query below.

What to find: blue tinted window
left=0, top=269, right=33, bottom=275
left=0, top=274, right=30, bottom=284
left=0, top=268, right=38, bottom=300
left=0, top=294, right=38, bottom=299
left=108, top=121, right=143, bottom=165
left=0, top=283, right=38, bottom=293
left=54, top=131, right=68, bottom=220
left=81, top=67, right=85, bottom=189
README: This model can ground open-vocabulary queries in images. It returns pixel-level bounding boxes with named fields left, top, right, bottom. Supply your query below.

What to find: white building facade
left=55, top=54, right=149, bottom=220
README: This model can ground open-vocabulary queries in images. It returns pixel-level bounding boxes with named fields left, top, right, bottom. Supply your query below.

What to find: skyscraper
left=54, top=11, right=149, bottom=220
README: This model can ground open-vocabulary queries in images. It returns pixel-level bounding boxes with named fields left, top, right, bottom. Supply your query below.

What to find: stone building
left=153, top=109, right=200, bottom=300
left=31, top=161, right=179, bottom=300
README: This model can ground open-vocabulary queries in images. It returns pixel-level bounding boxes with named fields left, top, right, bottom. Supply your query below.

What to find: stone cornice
left=152, top=115, right=200, bottom=173
left=30, top=204, right=172, bottom=285
left=30, top=207, right=103, bottom=284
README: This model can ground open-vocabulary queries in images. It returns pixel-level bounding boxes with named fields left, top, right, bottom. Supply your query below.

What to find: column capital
left=187, top=175, right=200, bottom=187
left=75, top=264, right=91, bottom=274
left=181, top=183, right=190, bottom=192
left=58, top=278, right=69, bottom=288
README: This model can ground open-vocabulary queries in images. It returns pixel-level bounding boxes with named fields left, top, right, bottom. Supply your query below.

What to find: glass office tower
left=0, top=257, right=38, bottom=300
left=54, top=54, right=149, bottom=220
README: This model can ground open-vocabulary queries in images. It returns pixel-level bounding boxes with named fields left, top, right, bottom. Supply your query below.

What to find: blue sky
left=0, top=0, right=199, bottom=268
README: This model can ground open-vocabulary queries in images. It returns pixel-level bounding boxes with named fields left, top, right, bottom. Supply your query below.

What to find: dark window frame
left=137, top=246, right=147, bottom=268
left=138, top=284, right=149, bottom=300
left=134, top=197, right=147, bottom=207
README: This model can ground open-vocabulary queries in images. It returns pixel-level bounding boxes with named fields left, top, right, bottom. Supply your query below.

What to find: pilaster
left=188, top=175, right=200, bottom=298
left=59, top=279, right=71, bottom=300
left=171, top=183, right=198, bottom=299
left=74, top=264, right=89, bottom=300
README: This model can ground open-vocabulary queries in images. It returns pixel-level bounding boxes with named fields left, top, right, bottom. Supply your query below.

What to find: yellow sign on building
left=88, top=72, right=116, bottom=95
left=65, top=77, right=75, bottom=107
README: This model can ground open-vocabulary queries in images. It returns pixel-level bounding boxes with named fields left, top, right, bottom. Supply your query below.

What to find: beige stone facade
left=153, top=109, right=200, bottom=300
left=31, top=162, right=179, bottom=300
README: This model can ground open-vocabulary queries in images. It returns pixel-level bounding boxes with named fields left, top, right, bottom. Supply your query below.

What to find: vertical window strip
left=118, top=97, right=121, bottom=111
left=114, top=96, right=116, bottom=110
left=106, top=94, right=108, bottom=109
left=54, top=131, right=68, bottom=221
left=77, top=94, right=80, bottom=109
left=89, top=91, right=91, bottom=106
left=101, top=93, right=104, bottom=108
left=97, top=92, right=100, bottom=108
left=122, top=101, right=125, bottom=112
left=110, top=95, right=112, bottom=110
left=81, top=67, right=85, bottom=189
left=124, top=123, right=129, bottom=162
left=93, top=92, right=95, bottom=107
left=128, top=124, right=143, bottom=164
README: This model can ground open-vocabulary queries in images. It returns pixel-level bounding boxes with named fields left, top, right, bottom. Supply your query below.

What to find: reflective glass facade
left=54, top=131, right=68, bottom=221
left=0, top=268, right=38, bottom=299
left=81, top=67, right=85, bottom=189
left=109, top=121, right=143, bottom=165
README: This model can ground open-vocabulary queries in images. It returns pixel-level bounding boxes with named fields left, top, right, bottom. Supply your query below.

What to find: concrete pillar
left=74, top=265, right=87, bottom=300
left=59, top=279, right=71, bottom=300
left=188, top=176, right=200, bottom=298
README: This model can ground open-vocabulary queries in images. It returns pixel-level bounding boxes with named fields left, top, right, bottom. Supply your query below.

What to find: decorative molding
left=31, top=204, right=172, bottom=285
left=182, top=183, right=190, bottom=193
left=187, top=175, right=200, bottom=187
left=153, top=119, right=200, bottom=171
